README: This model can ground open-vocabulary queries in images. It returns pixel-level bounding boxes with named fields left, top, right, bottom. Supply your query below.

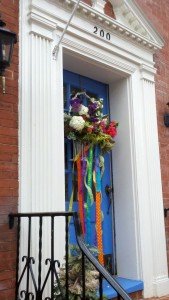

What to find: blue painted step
left=100, top=277, right=143, bottom=299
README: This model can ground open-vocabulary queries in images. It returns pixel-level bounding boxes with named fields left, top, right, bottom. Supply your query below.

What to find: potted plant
left=54, top=245, right=108, bottom=300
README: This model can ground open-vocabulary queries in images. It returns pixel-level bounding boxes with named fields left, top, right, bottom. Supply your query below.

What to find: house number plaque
left=93, top=26, right=111, bottom=40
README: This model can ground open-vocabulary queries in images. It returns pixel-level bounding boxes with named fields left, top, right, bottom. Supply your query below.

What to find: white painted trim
left=91, top=0, right=105, bottom=14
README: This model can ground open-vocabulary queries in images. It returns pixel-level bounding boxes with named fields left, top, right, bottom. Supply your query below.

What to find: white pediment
left=109, top=0, right=163, bottom=45
left=90, top=0, right=164, bottom=48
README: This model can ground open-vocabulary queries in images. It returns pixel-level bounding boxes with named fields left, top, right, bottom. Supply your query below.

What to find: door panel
left=64, top=70, right=115, bottom=272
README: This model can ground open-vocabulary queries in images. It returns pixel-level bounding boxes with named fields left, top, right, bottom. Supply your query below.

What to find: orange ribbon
left=96, top=191, right=104, bottom=265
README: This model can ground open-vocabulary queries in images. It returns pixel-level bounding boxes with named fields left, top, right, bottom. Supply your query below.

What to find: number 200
left=93, top=26, right=111, bottom=40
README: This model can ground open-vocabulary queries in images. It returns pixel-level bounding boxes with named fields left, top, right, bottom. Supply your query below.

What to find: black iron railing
left=9, top=212, right=132, bottom=300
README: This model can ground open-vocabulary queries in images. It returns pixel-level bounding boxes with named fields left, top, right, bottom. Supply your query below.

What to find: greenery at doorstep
left=64, top=92, right=118, bottom=153
left=54, top=245, right=108, bottom=300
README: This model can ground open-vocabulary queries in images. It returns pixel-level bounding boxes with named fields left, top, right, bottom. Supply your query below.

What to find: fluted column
left=21, top=4, right=65, bottom=215
left=140, top=65, right=169, bottom=297
left=30, top=33, right=52, bottom=212
left=20, top=3, right=66, bottom=290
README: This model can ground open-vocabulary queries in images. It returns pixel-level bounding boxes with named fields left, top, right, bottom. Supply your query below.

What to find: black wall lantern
left=0, top=19, right=17, bottom=94
left=164, top=103, right=169, bottom=127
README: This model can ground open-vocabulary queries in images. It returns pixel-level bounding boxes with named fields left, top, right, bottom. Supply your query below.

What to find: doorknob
left=105, top=185, right=113, bottom=215
left=105, top=185, right=113, bottom=195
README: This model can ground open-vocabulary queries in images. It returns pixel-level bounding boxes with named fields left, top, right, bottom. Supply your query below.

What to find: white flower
left=69, top=116, right=85, bottom=131
left=78, top=105, right=89, bottom=116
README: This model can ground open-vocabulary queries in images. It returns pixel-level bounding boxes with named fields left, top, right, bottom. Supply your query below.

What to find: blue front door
left=64, top=70, right=116, bottom=273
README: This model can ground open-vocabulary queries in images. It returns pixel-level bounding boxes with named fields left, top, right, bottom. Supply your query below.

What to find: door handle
left=105, top=185, right=113, bottom=214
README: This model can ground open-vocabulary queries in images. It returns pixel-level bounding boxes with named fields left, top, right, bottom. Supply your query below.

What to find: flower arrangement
left=64, top=91, right=118, bottom=267
left=64, top=92, right=118, bottom=153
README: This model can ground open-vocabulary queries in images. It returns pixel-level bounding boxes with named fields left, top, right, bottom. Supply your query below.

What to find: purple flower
left=90, top=117, right=99, bottom=122
left=70, top=98, right=82, bottom=112
left=88, top=102, right=98, bottom=115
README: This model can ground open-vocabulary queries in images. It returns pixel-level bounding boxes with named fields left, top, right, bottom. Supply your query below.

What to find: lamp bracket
left=0, top=20, right=6, bottom=27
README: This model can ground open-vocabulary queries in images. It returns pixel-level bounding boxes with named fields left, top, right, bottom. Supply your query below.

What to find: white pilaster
left=19, top=0, right=65, bottom=273
left=140, top=65, right=169, bottom=297
left=20, top=2, right=65, bottom=215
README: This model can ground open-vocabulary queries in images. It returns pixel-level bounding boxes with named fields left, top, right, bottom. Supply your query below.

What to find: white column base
left=152, top=277, right=169, bottom=298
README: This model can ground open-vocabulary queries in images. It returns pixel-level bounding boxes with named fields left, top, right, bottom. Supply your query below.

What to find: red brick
left=0, top=118, right=17, bottom=129
left=0, top=136, right=17, bottom=145
left=0, top=180, right=18, bottom=188
left=0, top=144, right=18, bottom=154
left=0, top=242, right=17, bottom=252
left=0, top=171, right=18, bottom=179
left=0, top=288, right=15, bottom=300
left=104, top=0, right=116, bottom=19
left=0, top=278, right=15, bottom=291
left=0, top=94, right=18, bottom=105
left=0, top=154, right=12, bottom=162
left=0, top=127, right=17, bottom=137
left=0, top=270, right=15, bottom=282
left=0, top=258, right=16, bottom=272
left=0, top=197, right=17, bottom=206
left=0, top=111, right=17, bottom=121
left=1, top=0, right=18, bottom=9
left=0, top=6, right=18, bottom=293
left=0, top=230, right=16, bottom=242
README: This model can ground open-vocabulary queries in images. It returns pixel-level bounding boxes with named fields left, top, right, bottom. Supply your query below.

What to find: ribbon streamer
left=85, top=146, right=94, bottom=244
left=95, top=146, right=104, bottom=265
left=76, top=155, right=85, bottom=234
left=68, top=150, right=81, bottom=223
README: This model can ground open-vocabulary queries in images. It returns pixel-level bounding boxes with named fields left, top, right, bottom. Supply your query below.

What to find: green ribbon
left=85, top=146, right=94, bottom=244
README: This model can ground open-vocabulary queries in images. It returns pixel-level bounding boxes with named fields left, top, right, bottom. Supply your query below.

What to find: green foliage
left=54, top=245, right=108, bottom=300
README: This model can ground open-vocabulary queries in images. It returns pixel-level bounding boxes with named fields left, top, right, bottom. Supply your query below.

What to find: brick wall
left=0, top=0, right=19, bottom=299
left=135, top=0, right=169, bottom=272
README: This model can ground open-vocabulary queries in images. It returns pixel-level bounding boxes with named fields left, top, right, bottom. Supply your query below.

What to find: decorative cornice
left=55, top=0, right=163, bottom=51
left=62, top=37, right=136, bottom=74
